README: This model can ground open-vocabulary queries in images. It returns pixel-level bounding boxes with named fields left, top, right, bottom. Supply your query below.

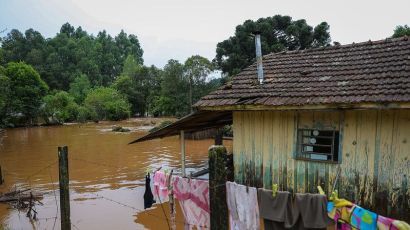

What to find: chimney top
left=252, top=31, right=261, bottom=35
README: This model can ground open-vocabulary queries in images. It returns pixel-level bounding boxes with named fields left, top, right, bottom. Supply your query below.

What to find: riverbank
left=1, top=117, right=177, bottom=130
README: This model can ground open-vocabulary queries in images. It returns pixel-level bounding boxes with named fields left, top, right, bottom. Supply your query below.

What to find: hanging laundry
left=153, top=171, right=169, bottom=201
left=226, top=181, right=259, bottom=230
left=173, top=176, right=210, bottom=230
left=350, top=206, right=377, bottom=230
left=327, top=201, right=353, bottom=230
left=257, top=189, right=292, bottom=229
left=392, top=220, right=410, bottom=230
left=377, top=215, right=401, bottom=230
left=143, top=173, right=155, bottom=209
left=226, top=181, right=245, bottom=230
left=294, top=193, right=334, bottom=229
left=327, top=200, right=410, bottom=230
left=259, top=189, right=332, bottom=229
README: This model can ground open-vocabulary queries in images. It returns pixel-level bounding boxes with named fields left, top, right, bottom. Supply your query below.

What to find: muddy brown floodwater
left=0, top=119, right=232, bottom=229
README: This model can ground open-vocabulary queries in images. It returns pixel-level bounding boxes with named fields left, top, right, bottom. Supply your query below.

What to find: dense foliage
left=1, top=62, right=48, bottom=126
left=84, top=87, right=131, bottom=121
left=0, top=23, right=221, bottom=127
left=214, top=15, right=331, bottom=76
left=40, top=91, right=79, bottom=124
left=392, top=25, right=410, bottom=38
left=1, top=23, right=144, bottom=90
left=184, top=55, right=214, bottom=112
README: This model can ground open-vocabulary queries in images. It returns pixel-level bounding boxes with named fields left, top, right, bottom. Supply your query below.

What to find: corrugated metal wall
left=232, top=110, right=410, bottom=220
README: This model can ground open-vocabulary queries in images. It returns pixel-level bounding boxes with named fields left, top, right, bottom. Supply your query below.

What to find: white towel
left=226, top=181, right=260, bottom=230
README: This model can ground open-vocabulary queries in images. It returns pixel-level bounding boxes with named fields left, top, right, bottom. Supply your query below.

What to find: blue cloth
left=327, top=201, right=335, bottom=213
left=351, top=206, right=377, bottom=230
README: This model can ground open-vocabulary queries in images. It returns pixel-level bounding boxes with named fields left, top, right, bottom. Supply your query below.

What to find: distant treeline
left=1, top=16, right=407, bottom=128
left=0, top=23, right=221, bottom=127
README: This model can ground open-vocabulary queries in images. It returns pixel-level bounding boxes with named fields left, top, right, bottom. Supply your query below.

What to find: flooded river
left=0, top=119, right=230, bottom=229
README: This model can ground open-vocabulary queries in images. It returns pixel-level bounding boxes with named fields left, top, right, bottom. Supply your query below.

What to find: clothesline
left=144, top=169, right=410, bottom=230
left=145, top=170, right=212, bottom=229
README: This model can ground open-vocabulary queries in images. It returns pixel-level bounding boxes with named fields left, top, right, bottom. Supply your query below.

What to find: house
left=132, top=36, right=410, bottom=221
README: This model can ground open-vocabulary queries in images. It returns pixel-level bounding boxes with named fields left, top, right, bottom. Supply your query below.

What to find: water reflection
left=0, top=120, right=231, bottom=229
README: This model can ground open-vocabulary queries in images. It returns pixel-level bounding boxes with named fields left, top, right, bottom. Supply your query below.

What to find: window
left=296, top=129, right=340, bottom=163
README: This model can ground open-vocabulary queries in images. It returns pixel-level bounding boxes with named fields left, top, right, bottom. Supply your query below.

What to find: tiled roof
left=195, top=37, right=410, bottom=108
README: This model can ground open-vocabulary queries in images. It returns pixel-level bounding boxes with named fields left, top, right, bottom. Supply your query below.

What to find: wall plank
left=232, top=109, right=410, bottom=220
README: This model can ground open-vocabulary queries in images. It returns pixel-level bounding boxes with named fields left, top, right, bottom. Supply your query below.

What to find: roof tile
left=195, top=37, right=410, bottom=108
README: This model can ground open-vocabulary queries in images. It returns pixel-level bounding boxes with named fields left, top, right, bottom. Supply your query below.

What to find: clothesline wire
left=154, top=187, right=171, bottom=230
left=70, top=157, right=122, bottom=169
left=71, top=222, right=81, bottom=230
left=71, top=156, right=228, bottom=186
left=26, top=160, right=59, bottom=181
left=1, top=156, right=215, bottom=229
left=89, top=192, right=210, bottom=229
left=48, top=167, right=59, bottom=230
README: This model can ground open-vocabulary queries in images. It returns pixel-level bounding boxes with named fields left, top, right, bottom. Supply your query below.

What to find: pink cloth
left=377, top=215, right=400, bottom=230
left=172, top=176, right=210, bottom=229
left=153, top=171, right=169, bottom=200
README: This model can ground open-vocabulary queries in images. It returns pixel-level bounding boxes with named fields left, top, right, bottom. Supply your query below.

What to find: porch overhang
left=128, top=110, right=232, bottom=144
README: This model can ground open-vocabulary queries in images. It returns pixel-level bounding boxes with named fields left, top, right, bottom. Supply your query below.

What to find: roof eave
left=196, top=102, right=410, bottom=111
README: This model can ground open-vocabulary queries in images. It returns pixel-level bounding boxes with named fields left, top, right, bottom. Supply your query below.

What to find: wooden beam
left=180, top=130, right=186, bottom=177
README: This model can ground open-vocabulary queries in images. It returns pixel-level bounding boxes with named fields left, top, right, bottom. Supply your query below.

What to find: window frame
left=295, top=128, right=341, bottom=164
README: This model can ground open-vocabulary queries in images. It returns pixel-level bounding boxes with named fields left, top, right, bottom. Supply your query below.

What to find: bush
left=84, top=87, right=131, bottom=121
left=41, top=91, right=79, bottom=124
left=4, top=62, right=48, bottom=125
left=76, top=106, right=91, bottom=123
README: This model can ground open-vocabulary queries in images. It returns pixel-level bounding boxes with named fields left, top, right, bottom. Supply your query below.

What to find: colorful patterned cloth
left=172, top=176, right=210, bottom=230
left=328, top=201, right=410, bottom=230
left=351, top=206, right=377, bottom=230
left=377, top=215, right=410, bottom=230
left=153, top=171, right=169, bottom=200
left=328, top=201, right=355, bottom=230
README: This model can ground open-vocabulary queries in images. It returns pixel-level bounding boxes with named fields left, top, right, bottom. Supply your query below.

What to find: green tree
left=1, top=23, right=144, bottom=90
left=154, top=59, right=189, bottom=116
left=184, top=55, right=214, bottom=111
left=215, top=15, right=331, bottom=76
left=41, top=91, right=79, bottom=124
left=392, top=25, right=410, bottom=38
left=115, top=30, right=144, bottom=66
left=84, top=87, right=131, bottom=121
left=0, top=48, right=4, bottom=65
left=112, top=74, right=142, bottom=116
left=0, top=74, right=11, bottom=126
left=116, top=55, right=163, bottom=116
left=145, top=65, right=163, bottom=116
left=5, top=62, right=48, bottom=125
left=69, top=74, right=91, bottom=104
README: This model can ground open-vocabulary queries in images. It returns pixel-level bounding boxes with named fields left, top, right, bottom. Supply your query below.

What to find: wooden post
left=58, top=146, right=71, bottom=230
left=209, top=145, right=228, bottom=229
left=214, top=128, right=223, bottom=145
left=167, top=170, right=176, bottom=230
left=180, top=130, right=186, bottom=177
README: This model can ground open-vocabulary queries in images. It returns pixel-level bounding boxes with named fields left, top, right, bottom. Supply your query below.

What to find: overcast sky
left=1, top=0, right=409, bottom=67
